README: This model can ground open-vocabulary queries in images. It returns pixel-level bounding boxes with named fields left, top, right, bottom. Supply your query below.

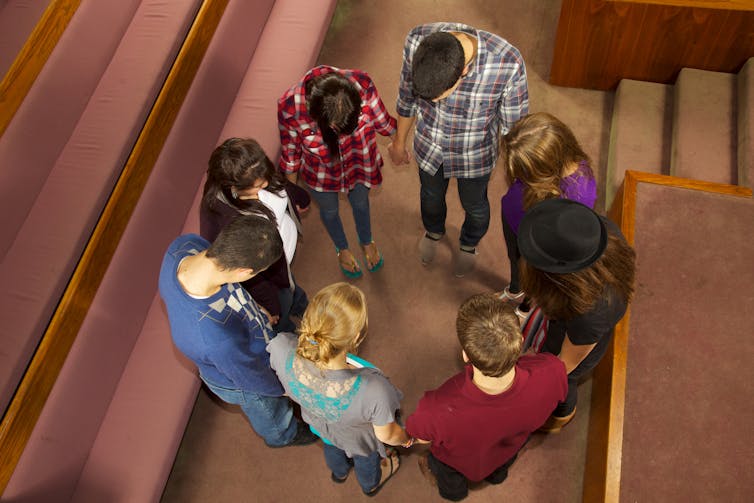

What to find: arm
left=361, top=73, right=397, bottom=137
left=278, top=99, right=303, bottom=180
left=497, top=55, right=529, bottom=135
left=373, top=422, right=412, bottom=447
left=285, top=179, right=310, bottom=214
left=558, top=335, right=597, bottom=374
left=388, top=30, right=420, bottom=165
left=388, top=115, right=414, bottom=165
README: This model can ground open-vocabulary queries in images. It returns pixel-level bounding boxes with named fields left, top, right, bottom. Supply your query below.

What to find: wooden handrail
left=582, top=170, right=752, bottom=502
left=0, top=0, right=81, bottom=138
left=0, top=0, right=229, bottom=494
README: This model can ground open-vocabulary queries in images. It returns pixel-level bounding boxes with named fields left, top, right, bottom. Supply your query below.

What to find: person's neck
left=471, top=366, right=516, bottom=395
left=320, top=351, right=351, bottom=371
left=177, top=251, right=224, bottom=297
left=452, top=32, right=477, bottom=67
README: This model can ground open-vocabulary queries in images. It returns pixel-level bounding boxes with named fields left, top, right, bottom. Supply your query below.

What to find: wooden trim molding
left=0, top=0, right=82, bottom=138
left=583, top=170, right=752, bottom=502
left=609, top=0, right=754, bottom=11
left=0, top=0, right=229, bottom=494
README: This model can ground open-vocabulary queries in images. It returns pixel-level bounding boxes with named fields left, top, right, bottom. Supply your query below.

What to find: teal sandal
left=336, top=248, right=362, bottom=279
left=361, top=242, right=384, bottom=273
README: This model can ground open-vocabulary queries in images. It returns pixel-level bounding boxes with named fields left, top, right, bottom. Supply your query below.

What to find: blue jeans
left=273, top=281, right=308, bottom=334
left=309, top=184, right=372, bottom=250
left=419, top=166, right=491, bottom=248
left=203, top=379, right=297, bottom=446
left=323, top=443, right=381, bottom=493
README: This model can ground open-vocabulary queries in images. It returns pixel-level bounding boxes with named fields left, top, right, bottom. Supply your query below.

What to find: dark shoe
left=286, top=422, right=319, bottom=446
left=538, top=408, right=577, bottom=434
left=331, top=472, right=349, bottom=484
left=417, top=451, right=437, bottom=487
left=364, top=448, right=400, bottom=496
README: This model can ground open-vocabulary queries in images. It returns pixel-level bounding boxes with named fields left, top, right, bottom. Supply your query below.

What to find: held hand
left=387, top=141, right=410, bottom=166
left=295, top=204, right=310, bottom=215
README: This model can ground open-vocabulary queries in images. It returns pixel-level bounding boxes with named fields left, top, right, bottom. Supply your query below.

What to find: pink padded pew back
left=0, top=1, right=49, bottom=78
left=2, top=0, right=276, bottom=501
left=0, top=0, right=199, bottom=416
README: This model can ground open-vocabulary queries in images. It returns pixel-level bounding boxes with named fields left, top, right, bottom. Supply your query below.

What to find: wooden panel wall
left=551, top=0, right=754, bottom=90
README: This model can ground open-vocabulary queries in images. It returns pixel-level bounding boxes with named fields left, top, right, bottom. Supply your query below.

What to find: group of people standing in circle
left=159, top=22, right=636, bottom=501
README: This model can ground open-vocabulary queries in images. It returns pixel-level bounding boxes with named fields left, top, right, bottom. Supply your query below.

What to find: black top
left=198, top=181, right=310, bottom=316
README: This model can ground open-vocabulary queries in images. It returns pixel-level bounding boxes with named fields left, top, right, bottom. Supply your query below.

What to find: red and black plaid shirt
left=278, top=66, right=397, bottom=192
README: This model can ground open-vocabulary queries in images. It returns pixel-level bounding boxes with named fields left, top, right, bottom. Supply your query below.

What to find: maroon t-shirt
left=406, top=354, right=567, bottom=481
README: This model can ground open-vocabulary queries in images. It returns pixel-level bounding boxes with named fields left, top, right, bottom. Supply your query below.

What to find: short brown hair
left=456, top=294, right=522, bottom=377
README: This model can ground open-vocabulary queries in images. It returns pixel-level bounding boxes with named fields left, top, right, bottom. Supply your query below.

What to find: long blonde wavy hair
left=503, top=112, right=593, bottom=209
left=296, top=283, right=368, bottom=366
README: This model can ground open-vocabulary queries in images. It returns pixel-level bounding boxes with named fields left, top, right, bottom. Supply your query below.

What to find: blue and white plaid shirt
left=396, top=23, right=529, bottom=179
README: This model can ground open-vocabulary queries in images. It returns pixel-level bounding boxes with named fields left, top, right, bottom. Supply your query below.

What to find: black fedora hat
left=517, top=199, right=607, bottom=274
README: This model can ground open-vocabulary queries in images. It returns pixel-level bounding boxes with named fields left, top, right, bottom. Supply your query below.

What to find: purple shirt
left=501, top=162, right=597, bottom=233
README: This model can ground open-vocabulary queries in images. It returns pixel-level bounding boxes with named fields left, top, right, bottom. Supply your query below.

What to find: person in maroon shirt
left=405, top=293, right=567, bottom=501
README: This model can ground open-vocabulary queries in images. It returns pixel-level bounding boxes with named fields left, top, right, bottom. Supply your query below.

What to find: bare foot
left=362, top=242, right=382, bottom=270
left=337, top=248, right=361, bottom=274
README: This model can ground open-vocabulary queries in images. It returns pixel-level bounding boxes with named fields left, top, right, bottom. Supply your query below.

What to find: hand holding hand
left=387, top=140, right=410, bottom=166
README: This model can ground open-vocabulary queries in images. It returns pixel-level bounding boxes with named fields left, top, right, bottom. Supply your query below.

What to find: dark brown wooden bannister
left=0, top=0, right=229, bottom=494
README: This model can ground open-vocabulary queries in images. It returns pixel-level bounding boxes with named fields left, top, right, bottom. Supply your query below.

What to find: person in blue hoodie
left=158, top=214, right=317, bottom=447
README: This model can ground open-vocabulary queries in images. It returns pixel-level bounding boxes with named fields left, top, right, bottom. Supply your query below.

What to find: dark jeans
left=308, top=184, right=372, bottom=250
left=501, top=213, right=530, bottom=311
left=273, top=281, right=308, bottom=334
left=323, top=444, right=381, bottom=493
left=419, top=166, right=490, bottom=248
left=427, top=450, right=519, bottom=501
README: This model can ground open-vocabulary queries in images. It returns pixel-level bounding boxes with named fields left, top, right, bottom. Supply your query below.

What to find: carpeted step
left=671, top=68, right=737, bottom=184
left=605, top=79, right=672, bottom=209
left=738, top=57, right=754, bottom=189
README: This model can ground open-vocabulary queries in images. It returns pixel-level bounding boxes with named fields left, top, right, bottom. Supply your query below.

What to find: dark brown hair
left=305, top=72, right=361, bottom=162
left=456, top=294, right=522, bottom=377
left=520, top=230, right=636, bottom=320
left=202, top=137, right=285, bottom=217
left=503, top=112, right=593, bottom=209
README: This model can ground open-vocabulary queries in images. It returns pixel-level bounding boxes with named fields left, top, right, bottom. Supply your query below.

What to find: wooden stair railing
left=582, top=170, right=752, bottom=502
left=0, top=0, right=82, bottom=137
left=0, top=0, right=229, bottom=494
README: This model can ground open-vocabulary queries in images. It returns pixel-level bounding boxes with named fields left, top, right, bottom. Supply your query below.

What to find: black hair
left=206, top=214, right=283, bottom=272
left=305, top=72, right=361, bottom=161
left=202, top=138, right=285, bottom=219
left=411, top=32, right=465, bottom=100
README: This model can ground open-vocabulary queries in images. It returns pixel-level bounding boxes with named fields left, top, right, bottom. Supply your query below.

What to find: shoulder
left=481, top=31, right=523, bottom=61
left=166, top=234, right=209, bottom=257
left=518, top=353, right=567, bottom=383
left=268, top=332, right=297, bottom=356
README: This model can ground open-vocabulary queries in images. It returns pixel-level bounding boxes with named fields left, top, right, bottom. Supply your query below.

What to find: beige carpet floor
left=162, top=1, right=613, bottom=501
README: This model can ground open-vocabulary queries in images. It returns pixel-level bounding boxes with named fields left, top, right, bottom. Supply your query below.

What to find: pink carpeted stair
left=607, top=57, right=754, bottom=198
left=671, top=67, right=737, bottom=184
left=605, top=79, right=672, bottom=208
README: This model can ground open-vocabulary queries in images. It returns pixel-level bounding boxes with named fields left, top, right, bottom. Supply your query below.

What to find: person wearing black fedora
left=517, top=199, right=636, bottom=432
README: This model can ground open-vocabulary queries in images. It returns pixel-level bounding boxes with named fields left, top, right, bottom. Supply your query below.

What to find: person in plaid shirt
left=278, top=66, right=397, bottom=278
left=388, top=23, right=529, bottom=277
